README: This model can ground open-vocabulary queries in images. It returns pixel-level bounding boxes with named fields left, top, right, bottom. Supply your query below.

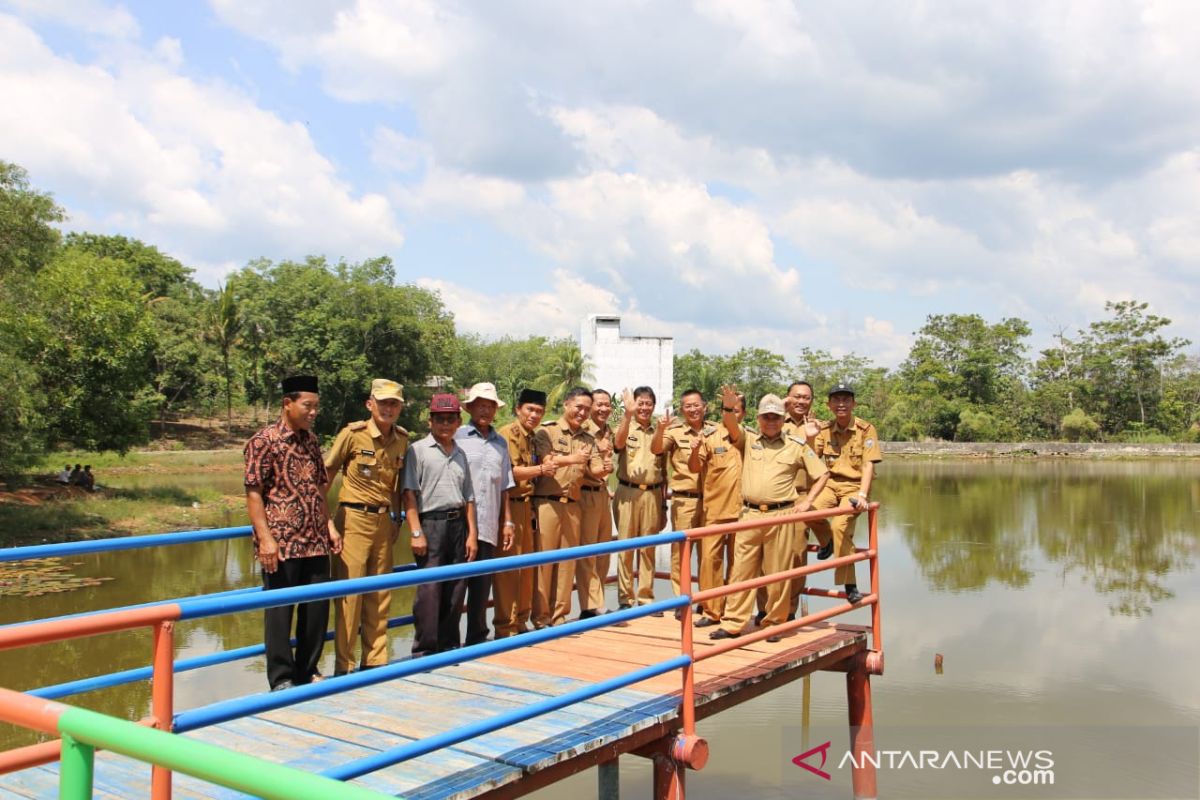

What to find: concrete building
left=579, top=315, right=674, bottom=413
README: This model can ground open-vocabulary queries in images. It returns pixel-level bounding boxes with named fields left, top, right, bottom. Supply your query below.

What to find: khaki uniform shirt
left=695, top=424, right=744, bottom=521
left=782, top=418, right=816, bottom=493
left=582, top=419, right=613, bottom=489
left=533, top=417, right=603, bottom=501
left=325, top=418, right=408, bottom=508
left=740, top=431, right=828, bottom=506
left=616, top=420, right=666, bottom=486
left=499, top=420, right=536, bottom=499
left=812, top=417, right=883, bottom=483
left=660, top=422, right=704, bottom=493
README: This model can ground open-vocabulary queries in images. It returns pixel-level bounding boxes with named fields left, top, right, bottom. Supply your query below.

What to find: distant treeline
left=2, top=160, right=1197, bottom=475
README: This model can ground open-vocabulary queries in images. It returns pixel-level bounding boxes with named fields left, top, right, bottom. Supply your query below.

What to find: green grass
left=0, top=484, right=243, bottom=548
left=32, top=449, right=244, bottom=473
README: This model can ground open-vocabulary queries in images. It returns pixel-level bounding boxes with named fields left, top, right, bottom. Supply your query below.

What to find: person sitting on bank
left=56, top=465, right=72, bottom=484
left=68, top=464, right=83, bottom=486
left=402, top=393, right=479, bottom=658
left=81, top=466, right=95, bottom=492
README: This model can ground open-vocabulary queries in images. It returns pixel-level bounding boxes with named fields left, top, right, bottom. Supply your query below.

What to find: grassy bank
left=3, top=450, right=246, bottom=548
left=0, top=484, right=246, bottom=548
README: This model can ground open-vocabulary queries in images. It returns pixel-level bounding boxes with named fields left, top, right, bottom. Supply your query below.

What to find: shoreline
left=882, top=441, right=1200, bottom=458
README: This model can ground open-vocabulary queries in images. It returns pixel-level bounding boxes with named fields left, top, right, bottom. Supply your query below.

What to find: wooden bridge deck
left=2, top=617, right=867, bottom=799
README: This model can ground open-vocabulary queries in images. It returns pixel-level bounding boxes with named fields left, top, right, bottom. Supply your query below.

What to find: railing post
left=868, top=506, right=882, bottom=655
left=58, top=732, right=94, bottom=800
left=679, top=538, right=695, bottom=738
left=151, top=620, right=175, bottom=800
left=846, top=665, right=877, bottom=800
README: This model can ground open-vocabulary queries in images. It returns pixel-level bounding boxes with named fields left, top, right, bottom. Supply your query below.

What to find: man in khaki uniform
left=580, top=389, right=616, bottom=617
left=783, top=380, right=821, bottom=618
left=613, top=386, right=668, bottom=610
left=325, top=378, right=409, bottom=674
left=651, top=388, right=707, bottom=615
left=688, top=388, right=745, bottom=626
left=808, top=383, right=882, bottom=605
left=495, top=389, right=547, bottom=638
left=532, top=387, right=607, bottom=626
left=711, top=390, right=829, bottom=642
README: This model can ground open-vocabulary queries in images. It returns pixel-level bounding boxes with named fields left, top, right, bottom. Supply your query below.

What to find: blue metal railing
left=0, top=525, right=253, bottom=562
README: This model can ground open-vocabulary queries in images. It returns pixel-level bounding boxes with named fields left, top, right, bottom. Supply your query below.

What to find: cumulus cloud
left=0, top=12, right=404, bottom=284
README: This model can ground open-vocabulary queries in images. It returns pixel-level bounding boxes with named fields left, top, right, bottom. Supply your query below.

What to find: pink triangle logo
left=792, top=740, right=833, bottom=780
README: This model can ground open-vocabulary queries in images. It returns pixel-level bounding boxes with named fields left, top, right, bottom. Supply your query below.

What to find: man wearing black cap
left=808, top=383, right=882, bottom=605
left=244, top=375, right=342, bottom=691
left=495, top=388, right=548, bottom=637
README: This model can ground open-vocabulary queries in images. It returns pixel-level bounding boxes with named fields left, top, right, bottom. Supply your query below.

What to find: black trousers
left=262, top=554, right=330, bottom=689
left=465, top=540, right=496, bottom=646
left=411, top=515, right=468, bottom=658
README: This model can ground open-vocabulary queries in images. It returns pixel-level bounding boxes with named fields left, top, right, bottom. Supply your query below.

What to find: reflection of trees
left=890, top=460, right=1199, bottom=616
left=1035, top=463, right=1197, bottom=617
left=889, top=461, right=1034, bottom=591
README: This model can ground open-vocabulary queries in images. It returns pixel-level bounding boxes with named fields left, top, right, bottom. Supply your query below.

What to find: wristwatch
left=411, top=529, right=423, bottom=538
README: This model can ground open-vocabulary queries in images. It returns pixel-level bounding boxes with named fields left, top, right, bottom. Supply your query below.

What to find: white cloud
left=0, top=13, right=404, bottom=284
left=0, top=0, right=138, bottom=39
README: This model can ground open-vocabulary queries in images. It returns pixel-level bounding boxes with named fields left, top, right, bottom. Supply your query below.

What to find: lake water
left=2, top=460, right=1197, bottom=798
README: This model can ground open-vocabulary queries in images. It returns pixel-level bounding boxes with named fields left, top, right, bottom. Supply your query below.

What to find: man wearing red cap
left=402, top=393, right=479, bottom=657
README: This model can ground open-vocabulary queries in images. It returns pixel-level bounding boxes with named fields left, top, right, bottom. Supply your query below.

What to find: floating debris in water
left=0, top=558, right=114, bottom=598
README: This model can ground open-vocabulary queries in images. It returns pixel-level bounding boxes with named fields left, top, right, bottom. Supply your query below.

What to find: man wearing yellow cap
left=325, top=378, right=409, bottom=675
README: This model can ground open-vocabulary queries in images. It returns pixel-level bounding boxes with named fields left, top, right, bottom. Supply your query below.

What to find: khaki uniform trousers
left=719, top=507, right=796, bottom=635
left=579, top=488, right=610, bottom=612
left=492, top=498, right=534, bottom=638
left=698, top=516, right=735, bottom=622
left=613, top=485, right=662, bottom=606
left=534, top=499, right=582, bottom=626
left=669, top=496, right=704, bottom=598
left=808, top=479, right=862, bottom=585
left=332, top=506, right=397, bottom=672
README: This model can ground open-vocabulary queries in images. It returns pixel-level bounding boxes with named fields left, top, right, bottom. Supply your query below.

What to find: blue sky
left=2, top=1, right=1198, bottom=366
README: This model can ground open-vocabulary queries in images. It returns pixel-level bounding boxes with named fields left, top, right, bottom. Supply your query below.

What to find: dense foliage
left=1, top=161, right=1197, bottom=474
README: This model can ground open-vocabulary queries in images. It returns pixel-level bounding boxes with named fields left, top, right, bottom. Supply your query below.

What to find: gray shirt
left=455, top=424, right=516, bottom=546
left=402, top=435, right=475, bottom=514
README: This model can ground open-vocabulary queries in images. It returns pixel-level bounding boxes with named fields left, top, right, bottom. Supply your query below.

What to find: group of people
left=56, top=463, right=96, bottom=491
left=243, top=373, right=881, bottom=691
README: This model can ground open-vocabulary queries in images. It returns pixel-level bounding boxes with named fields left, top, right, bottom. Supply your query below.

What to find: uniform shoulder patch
left=395, top=425, right=409, bottom=438
left=540, top=420, right=555, bottom=427
left=787, top=435, right=806, bottom=446
left=855, top=418, right=872, bottom=430
left=701, top=425, right=716, bottom=436
left=818, top=420, right=833, bottom=430
left=347, top=420, right=368, bottom=431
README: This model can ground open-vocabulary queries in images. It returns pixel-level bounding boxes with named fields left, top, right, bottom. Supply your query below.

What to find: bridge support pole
left=846, top=665, right=877, bottom=800
left=651, top=749, right=685, bottom=800
left=598, top=758, right=619, bottom=799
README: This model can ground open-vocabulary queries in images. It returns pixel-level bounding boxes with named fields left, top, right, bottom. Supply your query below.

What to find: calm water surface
left=2, top=460, right=1197, bottom=798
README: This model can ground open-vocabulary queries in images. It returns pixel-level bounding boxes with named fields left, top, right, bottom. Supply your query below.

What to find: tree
left=0, top=161, right=63, bottom=276
left=1075, top=301, right=1189, bottom=433
left=207, top=283, right=241, bottom=429
left=229, top=256, right=456, bottom=434
left=27, top=250, right=160, bottom=452
left=536, top=342, right=594, bottom=411
left=900, top=314, right=1031, bottom=406
left=0, top=162, right=64, bottom=473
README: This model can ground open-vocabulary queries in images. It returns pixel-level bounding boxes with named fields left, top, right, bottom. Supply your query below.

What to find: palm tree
left=536, top=343, right=594, bottom=411
left=206, top=283, right=241, bottom=430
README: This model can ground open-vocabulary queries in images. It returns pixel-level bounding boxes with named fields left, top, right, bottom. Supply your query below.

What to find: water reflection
left=2, top=459, right=1198, bottom=765
left=887, top=460, right=1199, bottom=616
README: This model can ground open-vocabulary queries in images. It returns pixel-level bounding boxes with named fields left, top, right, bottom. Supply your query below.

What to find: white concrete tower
left=579, top=315, right=674, bottom=413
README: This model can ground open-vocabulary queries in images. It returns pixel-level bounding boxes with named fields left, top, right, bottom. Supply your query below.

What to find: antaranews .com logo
left=793, top=741, right=1055, bottom=787
left=782, top=725, right=1197, bottom=799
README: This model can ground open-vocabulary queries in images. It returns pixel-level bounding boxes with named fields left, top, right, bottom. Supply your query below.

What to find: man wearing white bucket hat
left=455, top=382, right=516, bottom=644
